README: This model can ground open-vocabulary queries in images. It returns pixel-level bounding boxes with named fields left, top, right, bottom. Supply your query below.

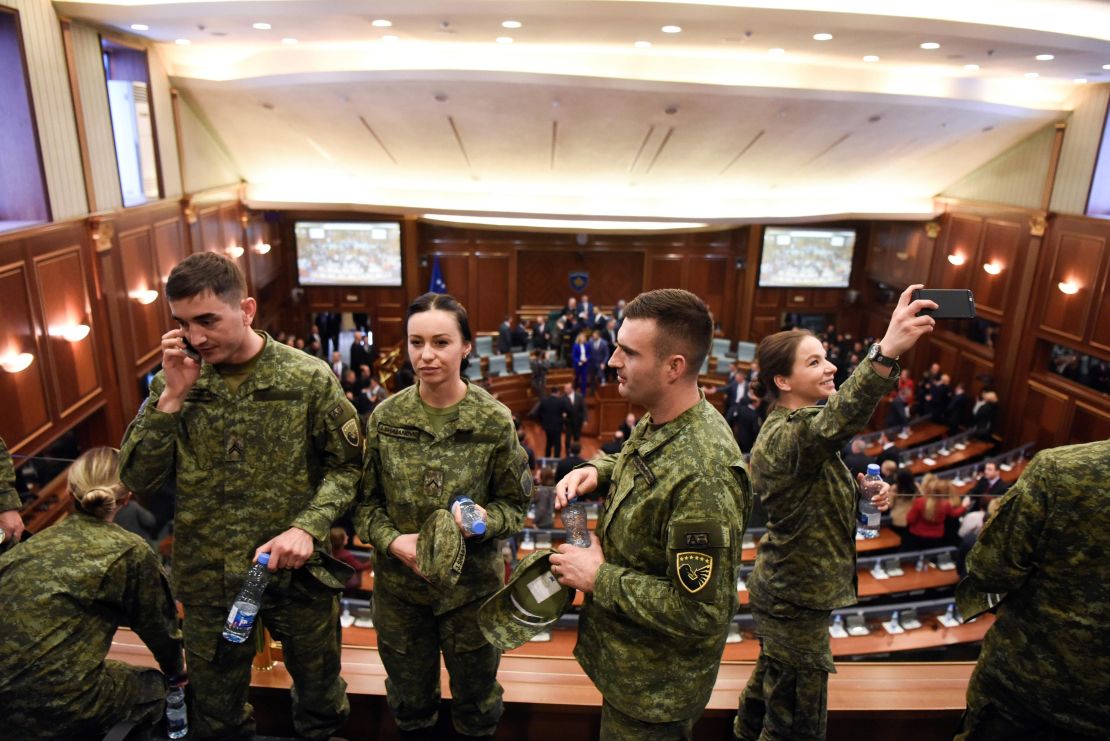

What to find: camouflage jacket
left=119, top=333, right=362, bottom=607
left=959, top=440, right=1110, bottom=737
left=0, top=512, right=183, bottom=703
left=0, top=436, right=19, bottom=512
left=356, top=381, right=531, bottom=612
left=576, top=395, right=751, bottom=722
left=748, top=358, right=896, bottom=610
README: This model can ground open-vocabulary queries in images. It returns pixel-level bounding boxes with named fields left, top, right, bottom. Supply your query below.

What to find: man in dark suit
left=497, top=316, right=514, bottom=354
left=945, top=381, right=971, bottom=434
left=874, top=432, right=901, bottom=468
left=926, top=373, right=952, bottom=422
left=601, top=430, right=625, bottom=455
left=512, top=319, right=530, bottom=350
left=536, top=389, right=568, bottom=458
left=350, top=331, right=372, bottom=372
left=734, top=389, right=763, bottom=455
left=841, top=437, right=875, bottom=477
left=885, top=386, right=913, bottom=429
left=554, top=442, right=585, bottom=482
left=588, top=329, right=610, bottom=394
left=973, top=389, right=999, bottom=441
left=964, top=460, right=1010, bottom=512
left=563, top=382, right=587, bottom=452
left=532, top=317, right=551, bottom=350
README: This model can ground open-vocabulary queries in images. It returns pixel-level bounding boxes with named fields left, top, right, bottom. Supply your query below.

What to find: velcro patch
left=253, top=389, right=302, bottom=401
left=676, top=552, right=713, bottom=594
left=669, top=521, right=729, bottom=550
left=378, top=423, right=420, bottom=441
left=630, top=454, right=656, bottom=486
left=185, top=389, right=216, bottom=402
left=342, top=417, right=360, bottom=447
left=328, top=404, right=344, bottom=420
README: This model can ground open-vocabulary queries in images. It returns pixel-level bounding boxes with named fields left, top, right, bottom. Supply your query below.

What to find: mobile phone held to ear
left=912, top=289, right=976, bottom=319
left=181, top=337, right=202, bottom=362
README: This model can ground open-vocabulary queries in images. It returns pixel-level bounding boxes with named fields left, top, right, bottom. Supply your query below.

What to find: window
left=1048, top=344, right=1110, bottom=394
left=101, top=37, right=162, bottom=207
left=0, top=8, right=50, bottom=231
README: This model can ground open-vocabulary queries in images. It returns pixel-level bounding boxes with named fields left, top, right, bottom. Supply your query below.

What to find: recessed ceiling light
left=1035, top=54, right=1054, bottom=61
left=768, top=47, right=785, bottom=55
left=1025, top=72, right=1040, bottom=78
left=661, top=25, right=682, bottom=34
left=252, top=22, right=271, bottom=30
left=502, top=20, right=522, bottom=29
left=1074, top=78, right=1088, bottom=84
left=863, top=55, right=880, bottom=62
left=371, top=19, right=392, bottom=28
left=382, top=35, right=399, bottom=43
left=174, top=38, right=190, bottom=45
left=964, top=64, right=980, bottom=71
left=496, top=36, right=513, bottom=44
left=282, top=37, right=297, bottom=44
left=1103, top=64, right=1110, bottom=70
left=813, top=33, right=833, bottom=41
left=130, top=24, right=149, bottom=31
left=920, top=42, right=940, bottom=50
left=634, top=40, right=652, bottom=49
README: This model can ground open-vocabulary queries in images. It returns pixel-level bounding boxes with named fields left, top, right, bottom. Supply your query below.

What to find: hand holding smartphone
left=180, top=336, right=201, bottom=362
left=911, top=289, right=976, bottom=319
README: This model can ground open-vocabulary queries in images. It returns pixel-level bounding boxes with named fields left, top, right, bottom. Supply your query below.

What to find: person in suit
left=874, top=432, right=901, bottom=469
left=554, top=442, right=586, bottom=482
left=944, top=381, right=971, bottom=434
left=618, top=412, right=637, bottom=441
left=601, top=430, right=625, bottom=455
left=841, top=437, right=874, bottom=477
left=734, top=388, right=763, bottom=455
left=536, top=389, right=568, bottom=459
left=720, top=370, right=750, bottom=428
left=497, top=316, right=514, bottom=354
left=564, top=382, right=587, bottom=452
left=588, top=330, right=610, bottom=394
left=350, top=331, right=372, bottom=372
left=884, top=386, right=913, bottom=429
left=926, top=373, right=951, bottom=422
left=973, top=389, right=999, bottom=440
left=578, top=294, right=595, bottom=324
left=963, top=461, right=1010, bottom=512
left=532, top=317, right=551, bottom=350
left=330, top=350, right=347, bottom=378
left=572, top=332, right=592, bottom=396
left=512, top=319, right=530, bottom=350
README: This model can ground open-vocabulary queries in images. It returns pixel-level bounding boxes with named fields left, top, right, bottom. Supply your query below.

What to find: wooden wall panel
left=932, top=216, right=981, bottom=288
left=219, top=203, right=241, bottom=253
left=1019, top=381, right=1071, bottom=451
left=152, top=217, right=185, bottom=283
left=198, top=206, right=221, bottom=252
left=517, top=249, right=644, bottom=309
left=473, top=253, right=510, bottom=331
left=1091, top=259, right=1110, bottom=353
left=0, top=259, right=51, bottom=445
left=687, top=255, right=728, bottom=323
left=1070, top=402, right=1110, bottom=445
left=971, top=220, right=1021, bottom=316
left=647, top=255, right=682, bottom=291
left=34, top=246, right=99, bottom=416
left=428, top=252, right=470, bottom=308
left=1039, top=230, right=1102, bottom=341
left=118, top=226, right=165, bottom=367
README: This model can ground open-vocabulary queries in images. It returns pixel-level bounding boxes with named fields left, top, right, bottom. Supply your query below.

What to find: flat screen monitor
left=758, top=227, right=856, bottom=288
left=295, top=221, right=402, bottom=286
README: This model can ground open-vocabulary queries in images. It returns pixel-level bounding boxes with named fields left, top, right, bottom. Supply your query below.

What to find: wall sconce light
left=129, top=289, right=159, bottom=305
left=983, top=262, right=1003, bottom=275
left=1, top=352, right=35, bottom=374
left=254, top=243, right=272, bottom=255
left=227, top=244, right=245, bottom=259
left=1057, top=280, right=1080, bottom=295
left=50, top=324, right=91, bottom=343
left=947, top=253, right=966, bottom=266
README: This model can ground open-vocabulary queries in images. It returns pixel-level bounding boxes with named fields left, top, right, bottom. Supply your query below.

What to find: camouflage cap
left=417, top=509, right=466, bottom=589
left=478, top=549, right=573, bottom=650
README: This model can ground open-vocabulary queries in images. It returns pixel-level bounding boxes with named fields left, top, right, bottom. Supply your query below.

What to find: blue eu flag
left=429, top=255, right=447, bottom=293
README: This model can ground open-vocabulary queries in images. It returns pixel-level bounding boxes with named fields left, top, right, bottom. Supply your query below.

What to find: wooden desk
left=865, top=422, right=947, bottom=457
left=743, top=527, right=901, bottom=562
left=740, top=562, right=957, bottom=605
left=906, top=440, right=993, bottom=476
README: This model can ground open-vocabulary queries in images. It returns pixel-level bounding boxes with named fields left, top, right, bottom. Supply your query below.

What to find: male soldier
left=955, top=439, right=1110, bottom=740
left=551, top=289, right=752, bottom=739
left=120, top=253, right=362, bottom=740
left=0, top=436, right=25, bottom=548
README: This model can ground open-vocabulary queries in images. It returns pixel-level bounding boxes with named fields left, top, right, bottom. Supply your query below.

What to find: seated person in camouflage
left=120, top=253, right=362, bottom=740
left=0, top=447, right=185, bottom=740
left=955, top=439, right=1110, bottom=740
left=733, top=284, right=935, bottom=741
left=552, top=289, right=752, bottom=740
left=0, top=435, right=25, bottom=547
left=356, top=292, right=531, bottom=741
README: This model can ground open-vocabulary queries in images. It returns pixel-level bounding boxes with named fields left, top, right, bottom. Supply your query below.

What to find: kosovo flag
left=429, top=255, right=447, bottom=293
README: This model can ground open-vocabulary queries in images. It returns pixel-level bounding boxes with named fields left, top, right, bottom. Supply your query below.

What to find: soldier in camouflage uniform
left=552, top=289, right=752, bottom=740
left=120, top=253, right=361, bottom=740
left=954, top=440, right=1110, bottom=740
left=0, top=436, right=25, bottom=546
left=356, top=293, right=531, bottom=741
left=0, top=447, right=184, bottom=740
left=733, top=284, right=935, bottom=741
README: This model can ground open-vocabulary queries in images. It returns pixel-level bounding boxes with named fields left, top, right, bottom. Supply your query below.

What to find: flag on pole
left=429, top=255, right=447, bottom=293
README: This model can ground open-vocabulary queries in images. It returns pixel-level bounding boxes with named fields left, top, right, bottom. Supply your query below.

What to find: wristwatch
left=867, top=343, right=898, bottom=368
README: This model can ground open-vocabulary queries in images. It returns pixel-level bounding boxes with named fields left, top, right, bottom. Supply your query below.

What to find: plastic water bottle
left=165, top=685, right=187, bottom=739
left=222, top=553, right=270, bottom=643
left=915, top=554, right=927, bottom=572
left=452, top=496, right=487, bottom=536
left=856, top=464, right=883, bottom=539
left=562, top=503, right=591, bottom=548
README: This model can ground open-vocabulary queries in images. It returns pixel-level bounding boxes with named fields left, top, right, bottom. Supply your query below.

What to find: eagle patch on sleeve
left=669, top=521, right=729, bottom=602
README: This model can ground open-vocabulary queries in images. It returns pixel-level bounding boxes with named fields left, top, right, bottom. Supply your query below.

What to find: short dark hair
left=622, top=289, right=713, bottom=378
left=166, top=252, right=247, bottom=304
left=405, top=292, right=473, bottom=372
left=750, top=329, right=814, bottom=403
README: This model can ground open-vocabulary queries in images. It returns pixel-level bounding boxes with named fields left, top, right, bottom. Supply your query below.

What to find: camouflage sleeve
left=118, top=375, right=178, bottom=498
left=291, top=370, right=363, bottom=542
left=583, top=453, right=618, bottom=489
left=354, top=413, right=399, bottom=553
left=0, top=437, right=19, bottom=512
left=593, top=470, right=745, bottom=640
left=481, top=409, right=532, bottom=539
left=964, top=451, right=1051, bottom=593
left=118, top=544, right=184, bottom=676
left=799, top=358, right=897, bottom=456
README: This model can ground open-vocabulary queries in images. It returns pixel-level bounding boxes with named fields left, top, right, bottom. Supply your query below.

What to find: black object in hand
left=912, top=288, right=976, bottom=319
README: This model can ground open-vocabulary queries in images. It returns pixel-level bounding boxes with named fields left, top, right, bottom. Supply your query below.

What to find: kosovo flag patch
left=676, top=551, right=713, bottom=594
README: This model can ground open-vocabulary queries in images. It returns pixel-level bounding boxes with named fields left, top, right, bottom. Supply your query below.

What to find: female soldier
left=0, top=447, right=184, bottom=740
left=357, top=293, right=531, bottom=741
left=733, top=285, right=935, bottom=741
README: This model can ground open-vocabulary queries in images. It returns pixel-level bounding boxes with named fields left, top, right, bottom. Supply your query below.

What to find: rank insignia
left=676, top=551, right=713, bottom=594
left=342, top=417, right=360, bottom=447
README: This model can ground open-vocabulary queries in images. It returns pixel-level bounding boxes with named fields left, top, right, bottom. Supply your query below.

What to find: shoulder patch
left=328, top=404, right=344, bottom=421
left=342, top=417, right=361, bottom=447
left=378, top=423, right=421, bottom=441
left=669, top=521, right=729, bottom=549
left=676, top=552, right=714, bottom=594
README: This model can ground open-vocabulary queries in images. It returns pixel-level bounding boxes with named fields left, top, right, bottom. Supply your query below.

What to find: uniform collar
left=626, top=391, right=706, bottom=458
left=191, top=331, right=279, bottom=397
left=392, top=379, right=484, bottom=438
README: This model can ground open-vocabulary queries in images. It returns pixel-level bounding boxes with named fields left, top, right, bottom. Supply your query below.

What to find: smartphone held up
left=912, top=288, right=976, bottom=320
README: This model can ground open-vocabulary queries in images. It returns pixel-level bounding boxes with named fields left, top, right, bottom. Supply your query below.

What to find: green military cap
left=478, top=550, right=573, bottom=650
left=417, top=509, right=466, bottom=589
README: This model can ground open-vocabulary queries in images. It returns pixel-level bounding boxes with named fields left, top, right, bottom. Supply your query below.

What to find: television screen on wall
left=294, top=221, right=402, bottom=286
left=757, top=227, right=856, bottom=288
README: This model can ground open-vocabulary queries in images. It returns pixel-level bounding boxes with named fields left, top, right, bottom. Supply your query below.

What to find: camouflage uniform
left=120, top=333, right=362, bottom=740
left=0, top=511, right=183, bottom=740
left=576, top=394, right=751, bottom=739
left=0, top=436, right=19, bottom=514
left=955, top=440, right=1110, bottom=740
left=355, top=381, right=531, bottom=737
left=735, top=359, right=896, bottom=741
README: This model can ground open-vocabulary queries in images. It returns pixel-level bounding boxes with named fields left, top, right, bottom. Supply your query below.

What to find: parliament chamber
left=2, top=1, right=1110, bottom=739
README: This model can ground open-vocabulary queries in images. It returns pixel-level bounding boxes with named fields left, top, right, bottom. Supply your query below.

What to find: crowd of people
left=0, top=255, right=1104, bottom=741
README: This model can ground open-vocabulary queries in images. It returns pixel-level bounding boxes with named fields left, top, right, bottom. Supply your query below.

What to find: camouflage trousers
left=955, top=672, right=1102, bottom=741
left=183, top=589, right=348, bottom=740
left=373, top=586, right=503, bottom=736
left=734, top=598, right=836, bottom=741
left=600, top=699, right=696, bottom=740
left=2, top=660, right=165, bottom=740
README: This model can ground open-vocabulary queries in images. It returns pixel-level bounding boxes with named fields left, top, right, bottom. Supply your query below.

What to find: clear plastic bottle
left=562, top=503, right=591, bottom=548
left=856, top=463, right=883, bottom=539
left=165, top=685, right=187, bottom=739
left=222, top=553, right=270, bottom=644
left=452, top=496, right=487, bottom=536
